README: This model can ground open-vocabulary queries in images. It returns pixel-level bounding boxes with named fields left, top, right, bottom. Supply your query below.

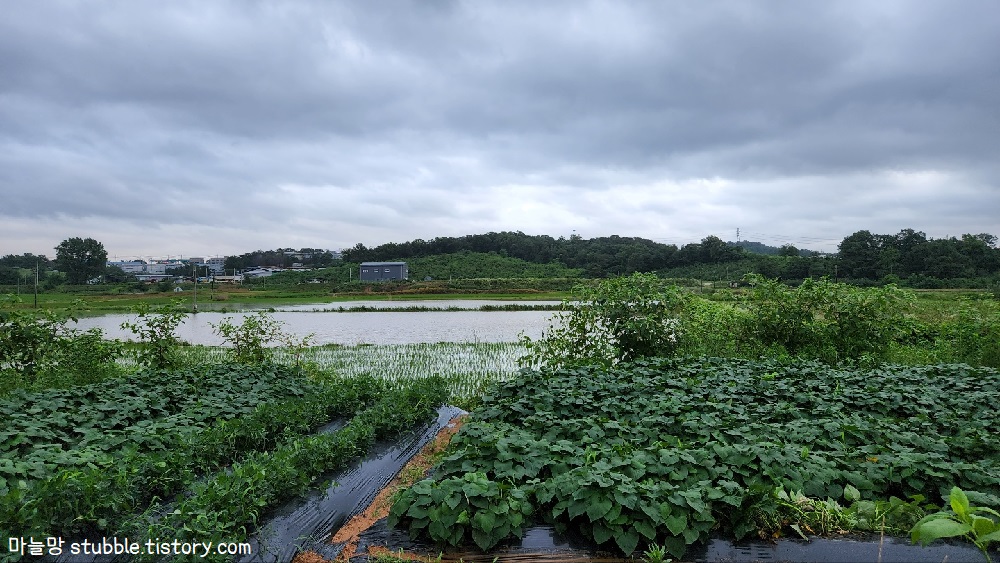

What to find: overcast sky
left=2, top=1, right=998, bottom=259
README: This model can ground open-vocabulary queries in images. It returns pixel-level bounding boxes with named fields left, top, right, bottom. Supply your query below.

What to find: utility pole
left=192, top=263, right=198, bottom=312
left=34, top=260, right=39, bottom=308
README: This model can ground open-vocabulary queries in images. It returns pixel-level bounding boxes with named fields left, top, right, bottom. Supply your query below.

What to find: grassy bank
left=1, top=287, right=570, bottom=314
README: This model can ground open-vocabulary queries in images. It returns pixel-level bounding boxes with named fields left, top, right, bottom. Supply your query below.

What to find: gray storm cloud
left=1, top=0, right=997, bottom=257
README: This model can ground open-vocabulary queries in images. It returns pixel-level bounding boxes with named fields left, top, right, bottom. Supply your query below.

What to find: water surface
left=72, top=302, right=558, bottom=345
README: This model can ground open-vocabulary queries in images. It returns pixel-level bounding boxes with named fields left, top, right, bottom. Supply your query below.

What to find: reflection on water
left=242, top=406, right=466, bottom=563
left=275, top=299, right=562, bottom=311
left=72, top=303, right=557, bottom=345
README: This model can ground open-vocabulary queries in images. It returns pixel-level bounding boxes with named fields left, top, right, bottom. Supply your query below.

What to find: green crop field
left=3, top=274, right=999, bottom=561
left=0, top=364, right=448, bottom=562
left=391, top=356, right=1000, bottom=559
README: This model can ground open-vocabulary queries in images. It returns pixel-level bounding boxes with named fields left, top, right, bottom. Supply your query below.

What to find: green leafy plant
left=1, top=296, right=122, bottom=392
left=211, top=311, right=313, bottom=365
left=911, top=487, right=1000, bottom=562
left=136, top=377, right=447, bottom=553
left=520, top=273, right=688, bottom=370
left=389, top=471, right=535, bottom=551
left=741, top=275, right=914, bottom=364
left=642, top=542, right=672, bottom=563
left=120, top=301, right=188, bottom=369
left=390, top=357, right=999, bottom=559
left=946, top=300, right=1000, bottom=368
left=0, top=363, right=354, bottom=535
left=843, top=484, right=928, bottom=535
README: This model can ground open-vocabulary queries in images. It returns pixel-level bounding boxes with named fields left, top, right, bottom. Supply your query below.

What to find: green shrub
left=1, top=296, right=123, bottom=393
left=120, top=301, right=188, bottom=369
left=945, top=300, right=1000, bottom=368
left=741, top=275, right=914, bottom=364
left=520, top=273, right=687, bottom=369
left=210, top=311, right=313, bottom=365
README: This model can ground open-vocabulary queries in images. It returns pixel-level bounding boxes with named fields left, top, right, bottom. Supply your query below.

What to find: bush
left=120, top=301, right=188, bottom=369
left=741, top=275, right=914, bottom=364
left=678, top=298, right=754, bottom=358
left=944, top=299, right=1000, bottom=368
left=520, top=273, right=687, bottom=369
left=211, top=311, right=313, bottom=365
left=1, top=295, right=123, bottom=393
left=520, top=274, right=920, bottom=369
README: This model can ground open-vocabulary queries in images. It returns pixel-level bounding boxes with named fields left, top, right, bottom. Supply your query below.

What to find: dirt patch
left=291, top=550, right=332, bottom=563
left=331, top=414, right=468, bottom=561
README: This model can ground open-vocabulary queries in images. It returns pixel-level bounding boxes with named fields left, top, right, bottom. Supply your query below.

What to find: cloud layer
left=2, top=1, right=998, bottom=258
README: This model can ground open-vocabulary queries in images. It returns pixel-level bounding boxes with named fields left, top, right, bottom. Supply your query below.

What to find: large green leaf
left=911, top=518, right=972, bottom=546
left=592, top=522, right=615, bottom=544
left=664, top=512, right=688, bottom=536
left=473, top=509, right=497, bottom=534
left=970, top=515, right=998, bottom=538
left=614, top=529, right=640, bottom=555
left=634, top=518, right=657, bottom=540
left=950, top=487, right=970, bottom=519
left=586, top=497, right=613, bottom=522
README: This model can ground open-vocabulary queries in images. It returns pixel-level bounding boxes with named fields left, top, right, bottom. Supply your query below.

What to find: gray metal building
left=359, top=262, right=408, bottom=282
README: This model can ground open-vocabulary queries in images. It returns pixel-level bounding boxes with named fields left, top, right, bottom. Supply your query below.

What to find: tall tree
left=838, top=230, right=881, bottom=279
left=778, top=244, right=800, bottom=257
left=55, top=237, right=108, bottom=284
left=893, top=229, right=928, bottom=277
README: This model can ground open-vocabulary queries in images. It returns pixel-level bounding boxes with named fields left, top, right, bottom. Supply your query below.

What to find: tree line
left=3, top=229, right=999, bottom=290
left=0, top=237, right=108, bottom=288
left=342, top=229, right=1000, bottom=286
left=342, top=232, right=748, bottom=278
left=838, top=229, right=1000, bottom=284
left=223, top=248, right=338, bottom=271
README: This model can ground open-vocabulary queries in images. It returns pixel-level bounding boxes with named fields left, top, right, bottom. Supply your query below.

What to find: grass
left=906, top=289, right=997, bottom=322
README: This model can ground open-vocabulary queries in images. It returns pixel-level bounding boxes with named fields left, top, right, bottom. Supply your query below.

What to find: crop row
left=110, top=342, right=524, bottom=407
left=2, top=375, right=388, bottom=537
left=292, top=343, right=522, bottom=406
left=0, top=363, right=325, bottom=486
left=133, top=376, right=450, bottom=560
left=390, top=357, right=1000, bottom=558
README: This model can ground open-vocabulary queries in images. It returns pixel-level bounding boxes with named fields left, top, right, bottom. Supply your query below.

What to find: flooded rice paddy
left=72, top=300, right=559, bottom=345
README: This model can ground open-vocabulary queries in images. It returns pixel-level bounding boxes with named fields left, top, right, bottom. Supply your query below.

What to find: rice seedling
left=142, top=342, right=526, bottom=408
left=282, top=342, right=526, bottom=408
